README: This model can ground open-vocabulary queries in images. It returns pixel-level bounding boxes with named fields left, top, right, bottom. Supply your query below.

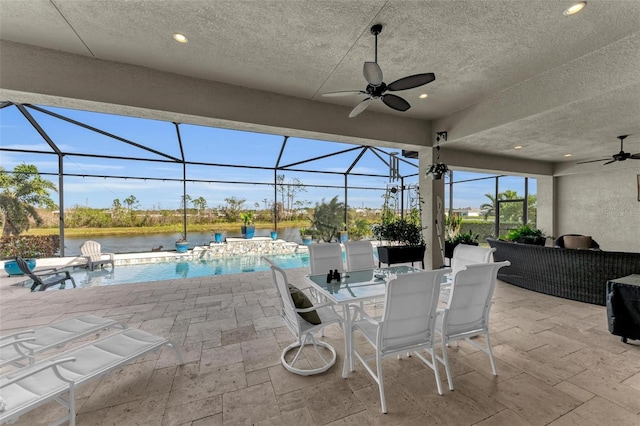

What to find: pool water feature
left=21, top=253, right=310, bottom=289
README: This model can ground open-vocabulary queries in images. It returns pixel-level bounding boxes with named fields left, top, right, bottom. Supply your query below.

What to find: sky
left=0, top=103, right=535, bottom=211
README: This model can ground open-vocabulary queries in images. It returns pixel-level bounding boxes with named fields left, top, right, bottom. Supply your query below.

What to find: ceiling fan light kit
left=323, top=24, right=436, bottom=118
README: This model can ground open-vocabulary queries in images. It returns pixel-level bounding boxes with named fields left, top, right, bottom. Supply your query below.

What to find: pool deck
left=1, top=264, right=639, bottom=424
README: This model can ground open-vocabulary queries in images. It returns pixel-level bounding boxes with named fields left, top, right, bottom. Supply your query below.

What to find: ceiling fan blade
left=388, top=73, right=436, bottom=91
left=363, top=62, right=383, bottom=86
left=323, top=90, right=367, bottom=97
left=349, top=98, right=372, bottom=118
left=382, top=94, right=411, bottom=112
left=603, top=159, right=617, bottom=165
left=630, top=153, right=640, bottom=159
left=576, top=158, right=611, bottom=164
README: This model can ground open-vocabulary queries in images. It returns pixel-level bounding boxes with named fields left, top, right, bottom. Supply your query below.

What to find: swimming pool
left=21, top=253, right=310, bottom=289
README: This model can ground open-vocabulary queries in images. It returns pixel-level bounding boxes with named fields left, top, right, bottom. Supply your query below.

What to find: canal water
left=62, top=227, right=303, bottom=256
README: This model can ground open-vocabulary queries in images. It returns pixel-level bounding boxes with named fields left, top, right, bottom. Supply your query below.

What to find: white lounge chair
left=0, top=315, right=126, bottom=368
left=0, top=328, right=183, bottom=426
left=80, top=240, right=115, bottom=271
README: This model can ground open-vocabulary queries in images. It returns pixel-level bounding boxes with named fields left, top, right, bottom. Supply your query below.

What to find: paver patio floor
left=1, top=268, right=639, bottom=425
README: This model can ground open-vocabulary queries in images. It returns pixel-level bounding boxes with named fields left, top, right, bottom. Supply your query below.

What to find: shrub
left=0, top=235, right=60, bottom=259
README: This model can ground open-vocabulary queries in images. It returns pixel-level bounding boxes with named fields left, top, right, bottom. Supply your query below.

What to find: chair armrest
left=351, top=304, right=380, bottom=326
left=0, top=337, right=36, bottom=363
left=1, top=357, right=77, bottom=387
left=31, top=266, right=63, bottom=275
left=0, top=336, right=36, bottom=350
left=0, top=330, right=34, bottom=341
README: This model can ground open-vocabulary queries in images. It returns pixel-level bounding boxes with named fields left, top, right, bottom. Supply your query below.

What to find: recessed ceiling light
left=419, top=94, right=428, bottom=99
left=173, top=33, right=188, bottom=43
left=514, top=145, right=523, bottom=150
left=564, top=153, right=573, bottom=157
left=563, top=1, right=587, bottom=16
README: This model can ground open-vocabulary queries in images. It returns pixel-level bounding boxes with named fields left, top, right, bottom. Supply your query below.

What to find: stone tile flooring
left=1, top=268, right=639, bottom=425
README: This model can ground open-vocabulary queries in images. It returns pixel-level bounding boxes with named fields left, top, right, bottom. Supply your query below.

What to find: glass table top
left=305, top=265, right=423, bottom=303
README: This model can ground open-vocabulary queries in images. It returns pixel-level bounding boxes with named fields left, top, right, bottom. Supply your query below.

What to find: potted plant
left=338, top=223, right=348, bottom=243
left=240, top=211, right=255, bottom=239
left=372, top=217, right=426, bottom=268
left=175, top=229, right=189, bottom=253
left=504, top=224, right=547, bottom=246
left=426, top=162, right=449, bottom=180
left=213, top=231, right=224, bottom=244
left=299, top=227, right=312, bottom=245
left=445, top=230, right=480, bottom=258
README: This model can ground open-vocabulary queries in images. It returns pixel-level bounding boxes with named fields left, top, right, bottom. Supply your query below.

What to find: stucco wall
left=556, top=167, right=640, bottom=252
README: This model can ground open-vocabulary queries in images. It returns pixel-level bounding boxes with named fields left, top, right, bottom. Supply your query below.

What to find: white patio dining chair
left=440, top=244, right=496, bottom=302
left=350, top=268, right=450, bottom=413
left=80, top=240, right=115, bottom=271
left=308, top=243, right=344, bottom=275
left=263, top=257, right=343, bottom=376
left=307, top=243, right=344, bottom=303
left=344, top=240, right=383, bottom=308
left=344, top=240, right=375, bottom=271
left=436, top=261, right=510, bottom=391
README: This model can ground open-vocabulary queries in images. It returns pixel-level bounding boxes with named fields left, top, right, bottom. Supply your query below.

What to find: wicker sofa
left=487, top=238, right=640, bottom=305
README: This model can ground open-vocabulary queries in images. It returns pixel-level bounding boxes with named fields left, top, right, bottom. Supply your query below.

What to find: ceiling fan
left=323, top=24, right=435, bottom=118
left=577, top=135, right=640, bottom=165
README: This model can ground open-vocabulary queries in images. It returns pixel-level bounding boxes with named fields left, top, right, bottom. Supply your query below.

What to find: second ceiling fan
left=323, top=24, right=436, bottom=118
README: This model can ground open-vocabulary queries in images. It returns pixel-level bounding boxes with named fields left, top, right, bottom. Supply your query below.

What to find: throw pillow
left=288, top=284, right=322, bottom=325
left=564, top=235, right=592, bottom=250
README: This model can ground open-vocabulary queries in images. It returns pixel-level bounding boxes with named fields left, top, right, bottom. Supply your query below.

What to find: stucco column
left=536, top=175, right=555, bottom=240
left=419, top=147, right=446, bottom=269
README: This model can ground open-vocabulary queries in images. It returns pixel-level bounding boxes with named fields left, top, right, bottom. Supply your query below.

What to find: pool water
left=26, top=253, right=310, bottom=289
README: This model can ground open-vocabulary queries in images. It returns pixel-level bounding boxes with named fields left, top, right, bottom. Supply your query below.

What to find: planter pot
left=444, top=241, right=479, bottom=258
left=377, top=245, right=426, bottom=268
left=270, top=231, right=278, bottom=240
left=214, top=233, right=224, bottom=243
left=339, top=231, right=348, bottom=243
left=302, top=235, right=312, bottom=246
left=175, top=241, right=189, bottom=253
left=4, top=259, right=36, bottom=276
left=241, top=225, right=255, bottom=239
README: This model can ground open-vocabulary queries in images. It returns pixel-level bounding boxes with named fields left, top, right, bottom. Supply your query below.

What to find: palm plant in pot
left=240, top=211, right=255, bottom=239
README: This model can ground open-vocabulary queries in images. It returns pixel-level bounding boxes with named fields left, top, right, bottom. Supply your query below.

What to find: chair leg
left=485, top=332, right=498, bottom=376
left=376, top=353, right=387, bottom=414
left=430, top=348, right=444, bottom=395
left=441, top=339, right=454, bottom=391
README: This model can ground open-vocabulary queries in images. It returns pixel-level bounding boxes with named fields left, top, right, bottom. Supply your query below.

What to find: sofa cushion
left=564, top=235, right=593, bottom=250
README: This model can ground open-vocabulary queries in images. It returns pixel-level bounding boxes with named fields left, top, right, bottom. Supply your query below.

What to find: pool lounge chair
left=15, top=257, right=76, bottom=292
left=0, top=328, right=183, bottom=426
left=0, top=315, right=126, bottom=368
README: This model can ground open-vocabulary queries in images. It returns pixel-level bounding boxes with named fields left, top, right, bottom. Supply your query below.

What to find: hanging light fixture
left=426, top=131, right=449, bottom=180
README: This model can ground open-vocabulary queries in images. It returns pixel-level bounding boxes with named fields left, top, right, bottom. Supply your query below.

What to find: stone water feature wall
left=192, top=237, right=299, bottom=258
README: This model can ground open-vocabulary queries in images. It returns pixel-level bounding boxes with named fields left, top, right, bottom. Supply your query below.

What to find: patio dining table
left=304, top=265, right=439, bottom=378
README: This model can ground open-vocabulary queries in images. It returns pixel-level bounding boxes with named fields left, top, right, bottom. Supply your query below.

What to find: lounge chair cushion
left=288, top=284, right=321, bottom=325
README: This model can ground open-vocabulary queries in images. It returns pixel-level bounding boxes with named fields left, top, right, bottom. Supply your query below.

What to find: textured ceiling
left=1, top=0, right=639, bottom=167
